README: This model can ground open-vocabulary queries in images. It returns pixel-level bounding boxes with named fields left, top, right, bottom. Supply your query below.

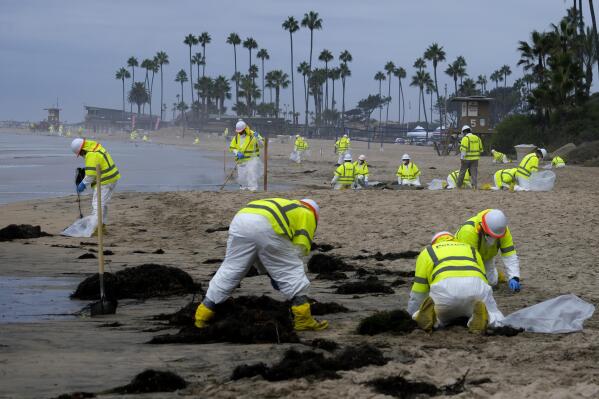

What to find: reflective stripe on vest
left=336, top=163, right=355, bottom=184
left=462, top=135, right=482, bottom=159
left=425, top=244, right=486, bottom=283
left=517, top=154, right=536, bottom=177
left=243, top=200, right=302, bottom=240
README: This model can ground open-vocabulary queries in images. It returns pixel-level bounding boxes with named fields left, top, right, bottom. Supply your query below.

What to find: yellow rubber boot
left=194, top=303, right=215, bottom=329
left=469, top=301, right=489, bottom=334
left=291, top=303, right=328, bottom=331
left=415, top=296, right=436, bottom=333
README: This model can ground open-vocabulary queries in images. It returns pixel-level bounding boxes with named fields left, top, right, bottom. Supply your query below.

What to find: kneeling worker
left=455, top=209, right=521, bottom=292
left=493, top=168, right=518, bottom=190
left=195, top=198, right=328, bottom=331
left=331, top=153, right=356, bottom=189
left=408, top=231, right=503, bottom=333
left=396, top=153, right=421, bottom=186
left=447, top=169, right=471, bottom=189
left=354, top=154, right=369, bottom=188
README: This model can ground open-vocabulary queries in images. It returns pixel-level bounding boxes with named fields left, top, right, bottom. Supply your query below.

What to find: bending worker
left=229, top=120, right=263, bottom=191
left=396, top=153, right=421, bottom=186
left=515, top=147, right=546, bottom=189
left=456, top=125, right=483, bottom=189
left=354, top=154, right=369, bottom=189
left=331, top=153, right=356, bottom=190
left=552, top=155, right=565, bottom=168
left=194, top=198, right=328, bottom=331
left=447, top=169, right=471, bottom=189
left=407, top=231, right=503, bottom=333
left=492, top=168, right=518, bottom=191
left=491, top=149, right=509, bottom=164
left=71, top=138, right=121, bottom=230
left=455, top=209, right=521, bottom=292
left=335, top=134, right=351, bottom=165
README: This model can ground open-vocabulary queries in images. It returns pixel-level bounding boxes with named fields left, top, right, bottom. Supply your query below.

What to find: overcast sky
left=0, top=0, right=582, bottom=123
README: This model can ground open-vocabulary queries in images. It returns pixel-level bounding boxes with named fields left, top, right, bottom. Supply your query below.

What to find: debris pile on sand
left=309, top=299, right=350, bottom=315
left=108, top=370, right=187, bottom=394
left=71, top=264, right=200, bottom=300
left=486, top=325, right=524, bottom=337
left=310, top=338, right=339, bottom=351
left=0, top=224, right=50, bottom=241
left=232, top=344, right=387, bottom=381
left=149, top=296, right=299, bottom=345
left=315, top=271, right=348, bottom=280
left=52, top=393, right=96, bottom=399
left=205, top=226, right=229, bottom=233
left=352, top=250, right=419, bottom=261
left=357, top=310, right=417, bottom=335
left=367, top=373, right=467, bottom=398
left=311, top=243, right=335, bottom=252
left=335, top=277, right=394, bottom=295
left=307, top=254, right=354, bottom=274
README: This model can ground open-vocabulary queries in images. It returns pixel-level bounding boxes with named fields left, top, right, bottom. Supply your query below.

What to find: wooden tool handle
left=96, top=164, right=105, bottom=297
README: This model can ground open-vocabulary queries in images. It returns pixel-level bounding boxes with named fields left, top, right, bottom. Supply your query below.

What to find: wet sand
left=1, top=128, right=599, bottom=398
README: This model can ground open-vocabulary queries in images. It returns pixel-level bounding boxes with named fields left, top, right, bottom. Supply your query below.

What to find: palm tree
left=147, top=59, right=159, bottom=119
left=270, top=70, right=290, bottom=117
left=329, top=67, right=341, bottom=111
left=140, top=58, right=154, bottom=114
left=456, top=56, right=468, bottom=85
left=243, top=37, right=258, bottom=75
left=413, top=58, right=427, bottom=118
left=128, top=82, right=149, bottom=115
left=589, top=0, right=599, bottom=77
left=318, top=49, right=334, bottom=110
left=424, top=43, right=446, bottom=120
left=410, top=70, right=433, bottom=139
left=127, top=57, right=138, bottom=113
left=265, top=70, right=276, bottom=103
left=195, top=76, right=212, bottom=116
left=339, top=50, right=353, bottom=127
left=175, top=69, right=188, bottom=105
left=198, top=32, right=211, bottom=77
left=213, top=75, right=231, bottom=115
left=393, top=67, right=406, bottom=125
left=155, top=51, right=169, bottom=121
left=282, top=16, right=300, bottom=124
left=445, top=59, right=465, bottom=95
left=500, top=64, right=512, bottom=87
left=302, top=11, right=323, bottom=126
left=115, top=67, right=130, bottom=119
left=238, top=74, right=260, bottom=115
left=298, top=61, right=311, bottom=131
left=490, top=70, right=502, bottom=89
left=256, top=49, right=270, bottom=104
left=384, top=61, right=395, bottom=128
left=426, top=80, right=436, bottom=123
left=191, top=53, right=203, bottom=84
left=183, top=34, right=198, bottom=104
left=374, top=71, right=386, bottom=129
left=226, top=33, right=242, bottom=106
left=476, top=74, right=487, bottom=93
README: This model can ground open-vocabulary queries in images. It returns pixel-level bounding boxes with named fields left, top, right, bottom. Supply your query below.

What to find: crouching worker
left=331, top=153, right=356, bottom=190
left=447, top=169, right=471, bottom=189
left=71, top=138, right=121, bottom=228
left=407, top=232, right=504, bottom=333
left=195, top=198, right=328, bottom=331
left=353, top=154, right=369, bottom=189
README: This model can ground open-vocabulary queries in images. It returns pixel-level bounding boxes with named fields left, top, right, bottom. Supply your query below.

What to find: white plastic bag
left=61, top=215, right=97, bottom=237
left=528, top=170, right=556, bottom=191
left=289, top=151, right=300, bottom=163
left=427, top=179, right=445, bottom=191
left=500, top=294, right=595, bottom=333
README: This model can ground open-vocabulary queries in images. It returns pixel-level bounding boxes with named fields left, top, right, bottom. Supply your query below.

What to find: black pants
left=457, top=159, right=478, bottom=189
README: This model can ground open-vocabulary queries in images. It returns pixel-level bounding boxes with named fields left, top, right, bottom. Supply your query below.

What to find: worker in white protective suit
left=70, top=138, right=121, bottom=230
left=194, top=198, right=328, bottom=331
left=229, top=120, right=263, bottom=191
left=353, top=154, right=369, bottom=189
left=335, top=134, right=351, bottom=165
left=407, top=231, right=504, bottom=333
left=455, top=209, right=522, bottom=292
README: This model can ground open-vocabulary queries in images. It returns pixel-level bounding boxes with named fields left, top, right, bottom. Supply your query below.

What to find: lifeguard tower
left=44, top=107, right=61, bottom=129
left=436, top=96, right=493, bottom=155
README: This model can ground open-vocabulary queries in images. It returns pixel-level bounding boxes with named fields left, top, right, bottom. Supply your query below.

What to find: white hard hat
left=358, top=154, right=366, bottom=161
left=71, top=138, right=84, bottom=156
left=431, top=231, right=454, bottom=244
left=344, top=153, right=352, bottom=161
left=538, top=148, right=547, bottom=159
left=296, top=134, right=300, bottom=138
left=343, top=134, right=348, bottom=138
left=402, top=153, right=410, bottom=161
left=300, top=199, right=319, bottom=221
left=235, top=120, right=247, bottom=132
left=481, top=209, right=507, bottom=239
left=491, top=149, right=496, bottom=154
left=461, top=125, right=471, bottom=133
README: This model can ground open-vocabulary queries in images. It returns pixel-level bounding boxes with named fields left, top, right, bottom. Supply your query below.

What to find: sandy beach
left=1, top=129, right=599, bottom=398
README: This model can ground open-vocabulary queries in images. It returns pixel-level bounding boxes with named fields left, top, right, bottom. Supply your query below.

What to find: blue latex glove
left=509, top=278, right=521, bottom=292
left=77, top=181, right=86, bottom=193
left=236, top=152, right=245, bottom=160
left=270, top=278, right=280, bottom=291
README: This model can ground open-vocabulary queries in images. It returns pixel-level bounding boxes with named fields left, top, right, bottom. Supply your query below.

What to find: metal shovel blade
left=90, top=297, right=118, bottom=316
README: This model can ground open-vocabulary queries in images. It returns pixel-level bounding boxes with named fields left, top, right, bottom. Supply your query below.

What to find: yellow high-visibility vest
left=353, top=161, right=369, bottom=177
left=229, top=128, right=260, bottom=163
left=396, top=162, right=420, bottom=180
left=411, top=239, right=487, bottom=294
left=334, top=162, right=356, bottom=185
left=448, top=169, right=470, bottom=186
left=238, top=198, right=317, bottom=255
left=460, top=133, right=483, bottom=160
left=82, top=140, right=121, bottom=186
left=516, top=152, right=539, bottom=179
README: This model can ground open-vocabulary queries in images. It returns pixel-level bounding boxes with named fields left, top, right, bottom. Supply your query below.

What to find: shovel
left=90, top=164, right=117, bottom=316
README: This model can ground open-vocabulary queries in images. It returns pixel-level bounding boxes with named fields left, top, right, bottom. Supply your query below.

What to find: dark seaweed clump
left=367, top=372, right=467, bottom=398
left=352, top=250, right=419, bottom=261
left=310, top=338, right=339, bottom=351
left=307, top=254, right=354, bottom=274
left=315, top=272, right=348, bottom=280
left=357, top=310, right=417, bottom=335
left=0, top=224, right=50, bottom=241
left=335, top=277, right=394, bottom=295
left=231, top=344, right=387, bottom=381
left=109, top=370, right=187, bottom=394
left=486, top=325, right=524, bottom=337
left=71, top=264, right=200, bottom=300
left=149, top=296, right=299, bottom=345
